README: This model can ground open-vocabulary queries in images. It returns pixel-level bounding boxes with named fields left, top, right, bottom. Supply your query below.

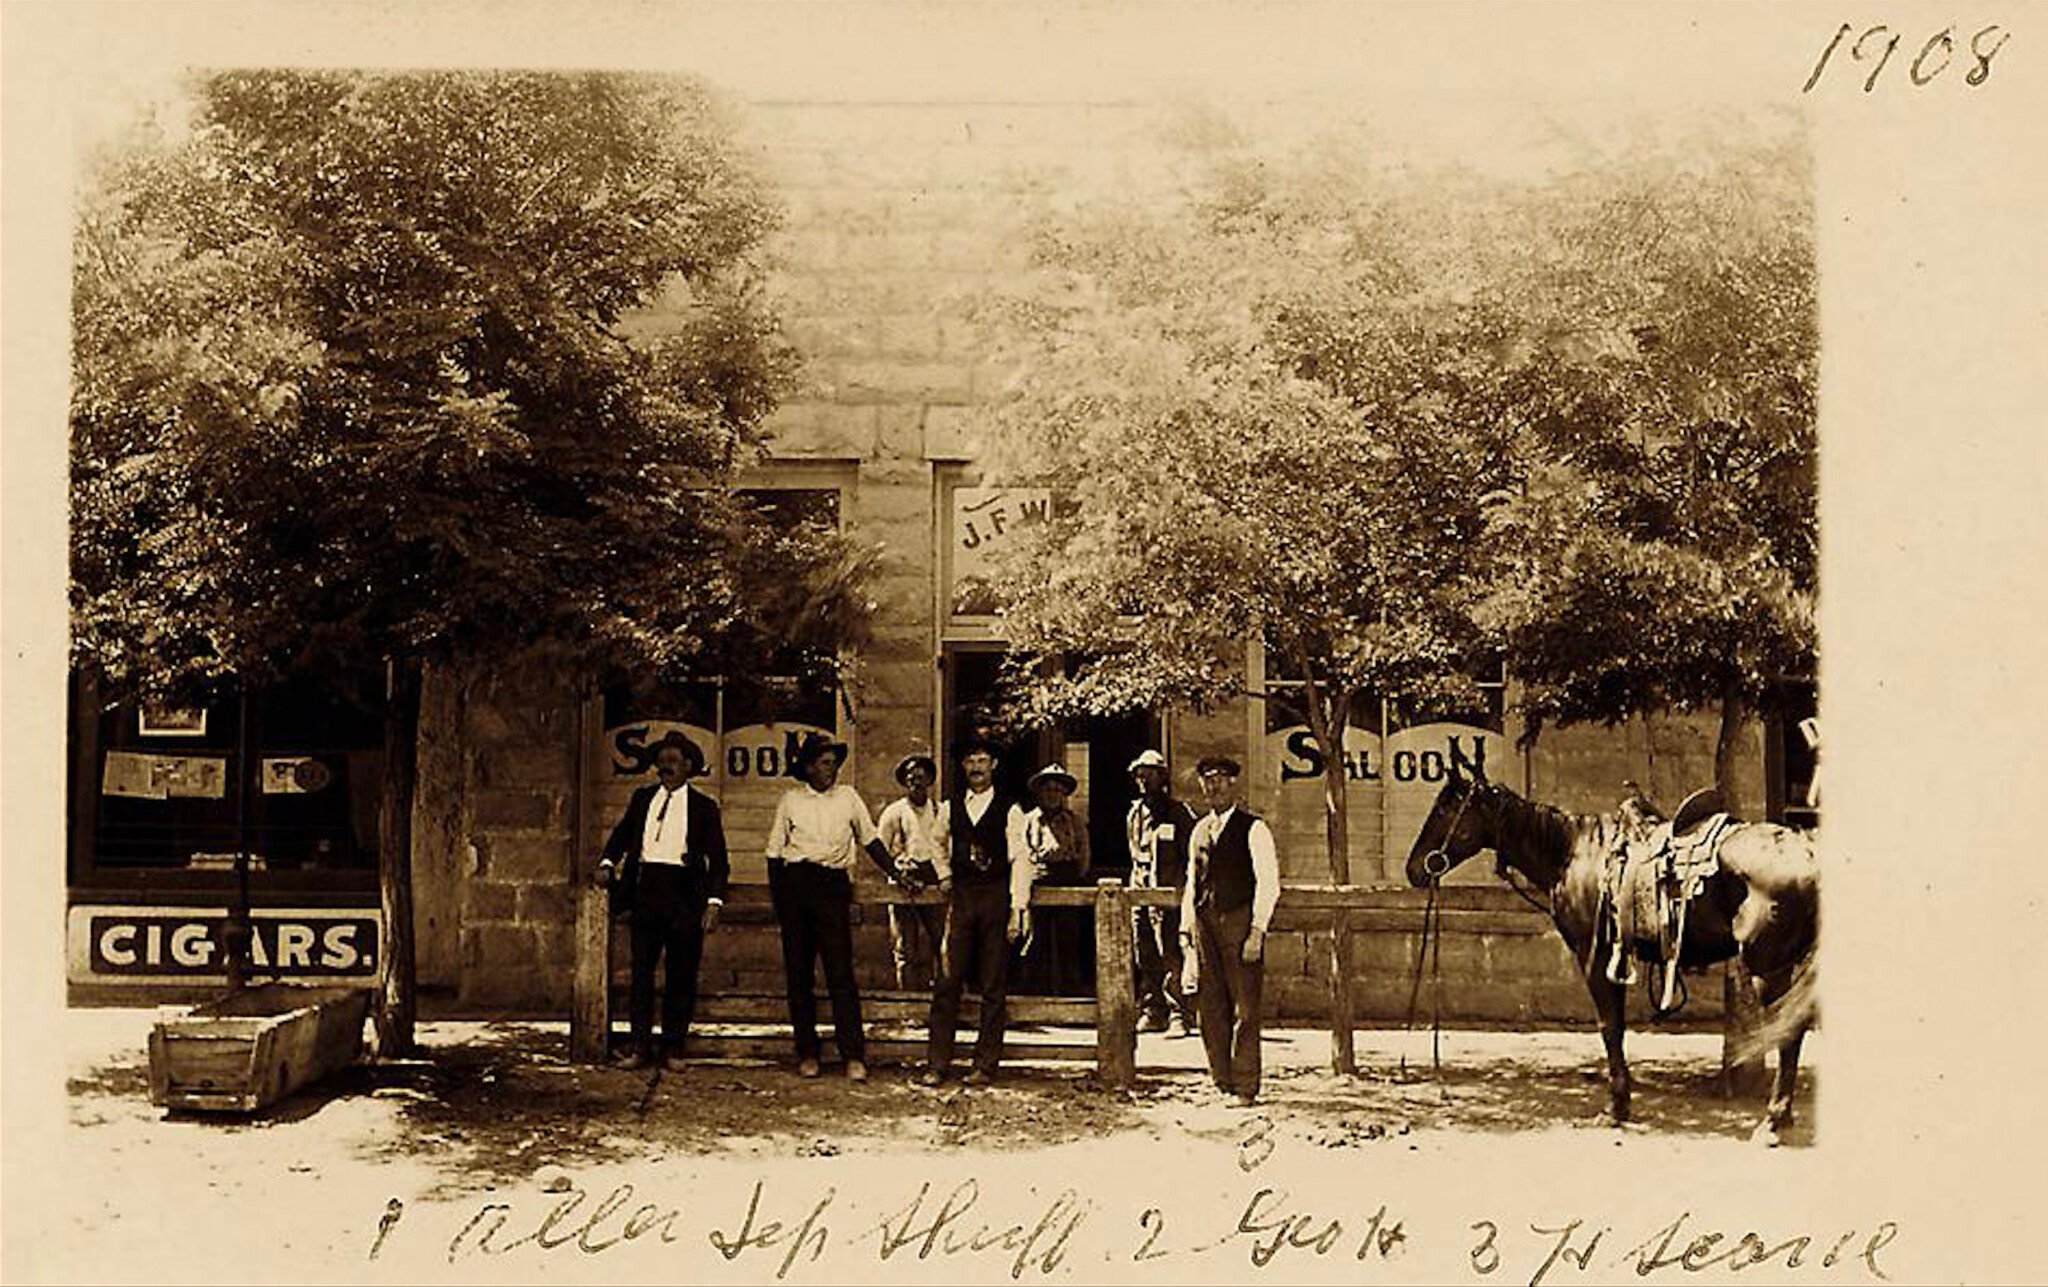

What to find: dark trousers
left=1194, top=902, right=1264, bottom=1099
left=627, top=865, right=707, bottom=1056
left=928, top=880, right=1014, bottom=1074
left=771, top=861, right=865, bottom=1063
left=889, top=902, right=944, bottom=990
left=1134, top=904, right=1196, bottom=1026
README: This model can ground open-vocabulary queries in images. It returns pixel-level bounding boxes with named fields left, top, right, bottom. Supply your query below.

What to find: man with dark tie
left=596, top=730, right=728, bottom=1071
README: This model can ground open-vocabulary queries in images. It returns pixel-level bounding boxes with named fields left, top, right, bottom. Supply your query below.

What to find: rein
left=1403, top=784, right=1478, bottom=1082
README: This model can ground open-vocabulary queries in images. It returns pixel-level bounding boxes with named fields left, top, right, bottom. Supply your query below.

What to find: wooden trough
left=147, top=982, right=370, bottom=1113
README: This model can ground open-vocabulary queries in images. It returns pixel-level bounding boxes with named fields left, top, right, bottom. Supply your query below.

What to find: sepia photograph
left=4, top=2, right=2045, bottom=1284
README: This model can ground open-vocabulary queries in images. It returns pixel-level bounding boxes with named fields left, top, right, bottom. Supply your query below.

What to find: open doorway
left=941, top=644, right=1159, bottom=996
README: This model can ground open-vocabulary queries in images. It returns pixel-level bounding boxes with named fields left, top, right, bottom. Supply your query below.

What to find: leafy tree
left=965, top=123, right=1523, bottom=1072
left=1474, top=114, right=1817, bottom=798
left=71, top=70, right=869, bottom=1052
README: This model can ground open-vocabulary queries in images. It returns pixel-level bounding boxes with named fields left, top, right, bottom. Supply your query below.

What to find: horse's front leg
left=1589, top=973, right=1632, bottom=1125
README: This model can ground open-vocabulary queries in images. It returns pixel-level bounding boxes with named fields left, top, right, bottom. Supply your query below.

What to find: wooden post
left=1329, top=905, right=1358, bottom=1074
left=571, top=884, right=611, bottom=1062
left=568, top=694, right=609, bottom=1064
left=1094, top=879, right=1137, bottom=1089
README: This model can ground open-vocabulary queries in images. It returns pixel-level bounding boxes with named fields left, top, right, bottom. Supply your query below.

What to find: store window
left=70, top=669, right=387, bottom=897
left=1767, top=678, right=1820, bottom=831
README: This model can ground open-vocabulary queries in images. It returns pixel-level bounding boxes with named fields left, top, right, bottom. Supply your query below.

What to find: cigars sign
left=67, top=906, right=381, bottom=984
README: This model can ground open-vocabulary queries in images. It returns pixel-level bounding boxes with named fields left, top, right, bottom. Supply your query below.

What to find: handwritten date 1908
left=1804, top=23, right=2009, bottom=92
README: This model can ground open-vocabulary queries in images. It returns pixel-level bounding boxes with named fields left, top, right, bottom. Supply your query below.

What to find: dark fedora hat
left=894, top=751, right=938, bottom=786
left=1194, top=754, right=1243, bottom=779
left=790, top=731, right=850, bottom=773
left=650, top=730, right=705, bottom=773
left=953, top=730, right=1002, bottom=761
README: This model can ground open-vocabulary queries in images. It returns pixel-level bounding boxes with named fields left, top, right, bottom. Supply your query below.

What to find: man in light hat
left=1018, top=762, right=1091, bottom=994
left=1126, top=749, right=1199, bottom=1036
left=1181, top=754, right=1281, bottom=1106
left=877, top=748, right=947, bottom=990
left=764, top=730, right=904, bottom=1081
left=595, top=729, right=728, bottom=1071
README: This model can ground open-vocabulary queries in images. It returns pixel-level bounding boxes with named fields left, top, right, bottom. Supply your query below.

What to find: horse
left=1404, top=765, right=1819, bottom=1145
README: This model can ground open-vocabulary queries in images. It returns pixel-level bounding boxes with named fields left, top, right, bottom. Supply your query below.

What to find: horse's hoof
left=1750, top=1121, right=1783, bottom=1148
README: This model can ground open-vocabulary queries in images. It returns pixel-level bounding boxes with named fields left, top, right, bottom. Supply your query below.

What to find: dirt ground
left=22, top=1009, right=1854, bottom=1287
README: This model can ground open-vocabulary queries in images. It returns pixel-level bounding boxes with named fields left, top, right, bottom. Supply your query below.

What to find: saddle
left=1599, top=787, right=1738, bottom=1013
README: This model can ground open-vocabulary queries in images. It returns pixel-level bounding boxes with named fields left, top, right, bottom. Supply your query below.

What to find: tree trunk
left=1713, top=673, right=1768, bottom=1093
left=1297, top=665, right=1358, bottom=1074
left=376, top=654, right=424, bottom=1058
left=1713, top=674, right=1746, bottom=805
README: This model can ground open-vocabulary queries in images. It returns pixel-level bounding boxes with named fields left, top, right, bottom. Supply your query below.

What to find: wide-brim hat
left=1028, top=763, right=1079, bottom=794
left=1127, top=749, right=1169, bottom=775
left=650, top=730, right=706, bottom=773
left=894, top=752, right=938, bottom=786
left=1194, top=754, right=1243, bottom=779
left=790, top=731, right=850, bottom=772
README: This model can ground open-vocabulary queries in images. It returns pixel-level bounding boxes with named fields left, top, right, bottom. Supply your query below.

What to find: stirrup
left=1606, top=942, right=1638, bottom=986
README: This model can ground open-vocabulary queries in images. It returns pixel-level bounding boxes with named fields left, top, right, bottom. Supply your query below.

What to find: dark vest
left=1197, top=808, right=1259, bottom=914
left=951, top=789, right=1020, bottom=885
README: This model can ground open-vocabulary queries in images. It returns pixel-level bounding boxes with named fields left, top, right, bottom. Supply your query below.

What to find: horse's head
left=1405, top=764, right=1497, bottom=887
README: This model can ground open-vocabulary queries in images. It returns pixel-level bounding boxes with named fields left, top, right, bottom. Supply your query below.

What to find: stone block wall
left=407, top=97, right=1773, bottom=1030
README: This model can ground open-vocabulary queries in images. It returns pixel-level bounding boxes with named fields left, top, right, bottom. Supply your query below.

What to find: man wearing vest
left=595, top=730, right=729, bottom=1071
left=1180, top=755, right=1281, bottom=1106
left=920, top=733, right=1033, bottom=1087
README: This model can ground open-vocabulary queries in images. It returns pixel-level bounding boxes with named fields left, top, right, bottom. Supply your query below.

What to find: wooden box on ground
left=146, top=983, right=370, bottom=1113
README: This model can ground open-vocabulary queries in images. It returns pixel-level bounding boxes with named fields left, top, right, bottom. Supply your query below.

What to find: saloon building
left=66, top=94, right=1818, bottom=1028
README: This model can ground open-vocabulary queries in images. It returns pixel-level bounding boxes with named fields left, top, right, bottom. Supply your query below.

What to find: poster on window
left=101, top=751, right=228, bottom=800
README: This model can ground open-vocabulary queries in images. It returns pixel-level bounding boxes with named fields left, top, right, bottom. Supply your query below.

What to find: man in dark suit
left=920, top=733, right=1033, bottom=1087
left=596, top=730, right=728, bottom=1071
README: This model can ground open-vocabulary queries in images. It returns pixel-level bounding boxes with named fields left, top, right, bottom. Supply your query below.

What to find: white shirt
left=765, top=783, right=880, bottom=870
left=941, top=789, right=1035, bottom=906
left=1182, top=805, right=1281, bottom=935
left=639, top=784, right=690, bottom=866
left=878, top=795, right=947, bottom=872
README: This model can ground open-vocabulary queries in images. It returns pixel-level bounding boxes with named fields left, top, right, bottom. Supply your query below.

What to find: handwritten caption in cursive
left=372, top=1173, right=1902, bottom=1282
left=1803, top=23, right=2011, bottom=92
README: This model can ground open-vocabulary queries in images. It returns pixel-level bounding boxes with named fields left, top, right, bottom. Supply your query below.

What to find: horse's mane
left=1488, top=786, right=1623, bottom=890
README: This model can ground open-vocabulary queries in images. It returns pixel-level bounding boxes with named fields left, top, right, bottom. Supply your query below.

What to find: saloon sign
left=1274, top=723, right=1498, bottom=787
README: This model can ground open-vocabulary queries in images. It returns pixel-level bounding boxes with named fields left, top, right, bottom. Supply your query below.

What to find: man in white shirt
left=877, top=750, right=947, bottom=990
left=764, top=731, right=904, bottom=1082
left=595, top=730, right=728, bottom=1071
left=1180, top=755, right=1282, bottom=1106
left=920, top=734, right=1034, bottom=1087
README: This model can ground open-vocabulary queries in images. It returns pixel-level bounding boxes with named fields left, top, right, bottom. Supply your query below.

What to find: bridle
left=1417, top=780, right=1479, bottom=881
left=1405, top=781, right=1481, bottom=1082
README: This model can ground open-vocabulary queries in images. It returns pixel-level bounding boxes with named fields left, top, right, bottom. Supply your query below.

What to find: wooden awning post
left=569, top=694, right=609, bottom=1064
left=1093, top=879, right=1137, bottom=1089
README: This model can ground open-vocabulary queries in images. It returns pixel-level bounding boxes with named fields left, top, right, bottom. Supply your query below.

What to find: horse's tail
left=1727, top=944, right=1820, bottom=1065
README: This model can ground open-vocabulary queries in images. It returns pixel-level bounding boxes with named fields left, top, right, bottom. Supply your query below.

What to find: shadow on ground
left=66, top=1023, right=1814, bottom=1197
